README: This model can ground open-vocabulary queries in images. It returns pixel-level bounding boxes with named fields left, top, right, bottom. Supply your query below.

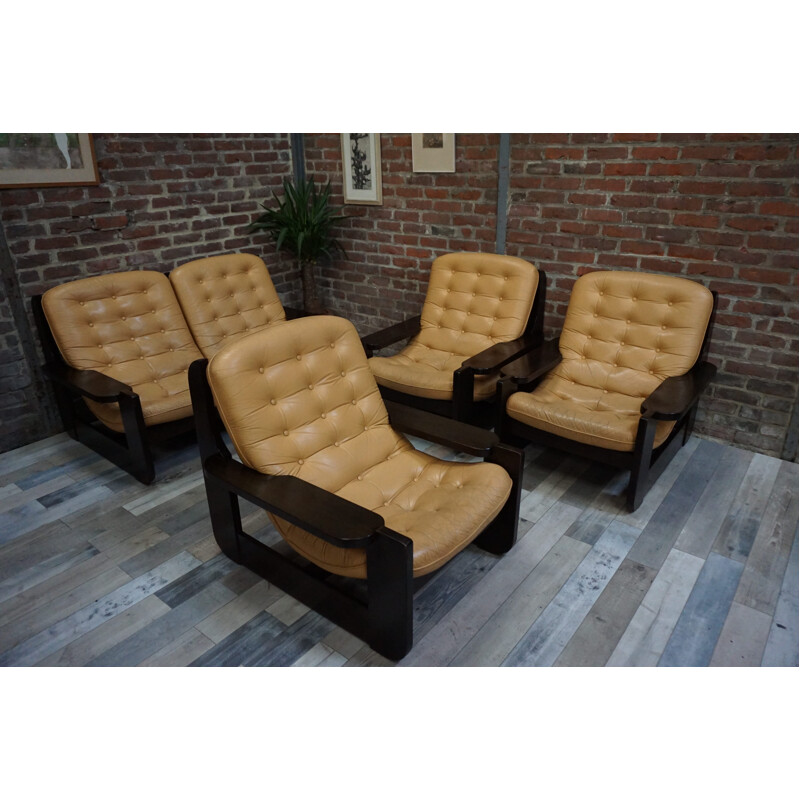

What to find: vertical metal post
left=290, top=133, right=306, bottom=185
left=495, top=133, right=511, bottom=254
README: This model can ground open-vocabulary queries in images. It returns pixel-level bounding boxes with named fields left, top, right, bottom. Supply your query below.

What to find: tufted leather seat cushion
left=506, top=271, right=714, bottom=451
left=169, top=252, right=286, bottom=358
left=207, top=315, right=513, bottom=578
left=41, top=271, right=202, bottom=432
left=369, top=252, right=539, bottom=400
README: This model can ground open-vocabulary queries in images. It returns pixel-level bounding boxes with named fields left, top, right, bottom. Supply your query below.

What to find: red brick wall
left=2, top=132, right=797, bottom=460
left=304, top=133, right=501, bottom=332
left=505, top=134, right=798, bottom=459
left=307, top=132, right=799, bottom=460
left=0, top=133, right=293, bottom=452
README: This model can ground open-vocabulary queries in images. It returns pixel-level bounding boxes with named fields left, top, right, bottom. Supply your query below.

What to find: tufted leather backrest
left=207, top=315, right=410, bottom=492
left=169, top=253, right=286, bottom=358
left=416, top=252, right=538, bottom=357
left=41, top=270, right=203, bottom=390
left=554, top=270, right=714, bottom=400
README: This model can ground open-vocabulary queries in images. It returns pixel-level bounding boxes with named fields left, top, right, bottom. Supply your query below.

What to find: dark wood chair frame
left=31, top=290, right=308, bottom=485
left=188, top=359, right=524, bottom=661
left=361, top=270, right=547, bottom=425
left=31, top=293, right=197, bottom=485
left=496, top=291, right=718, bottom=512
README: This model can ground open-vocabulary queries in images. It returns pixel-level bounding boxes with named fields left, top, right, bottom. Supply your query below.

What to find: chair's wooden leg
left=204, top=476, right=244, bottom=563
left=476, top=442, right=524, bottom=554
left=495, top=376, right=518, bottom=439
left=452, top=368, right=475, bottom=422
left=682, top=404, right=699, bottom=444
left=119, top=393, right=155, bottom=484
left=628, top=417, right=658, bottom=511
left=366, top=528, right=413, bottom=660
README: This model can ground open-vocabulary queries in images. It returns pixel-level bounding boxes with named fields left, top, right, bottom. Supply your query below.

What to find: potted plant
left=247, top=176, right=346, bottom=314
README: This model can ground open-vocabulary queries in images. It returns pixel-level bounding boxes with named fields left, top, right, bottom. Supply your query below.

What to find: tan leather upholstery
left=369, top=252, right=539, bottom=400
left=506, top=271, right=714, bottom=451
left=169, top=253, right=286, bottom=358
left=41, top=271, right=202, bottom=432
left=207, top=315, right=513, bottom=578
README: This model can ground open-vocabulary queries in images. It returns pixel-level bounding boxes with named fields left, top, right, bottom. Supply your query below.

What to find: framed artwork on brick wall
left=412, top=133, right=455, bottom=172
left=0, top=133, right=99, bottom=188
left=341, top=133, right=382, bottom=205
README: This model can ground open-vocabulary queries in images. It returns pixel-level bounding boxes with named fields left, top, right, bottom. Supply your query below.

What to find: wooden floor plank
left=674, top=445, right=754, bottom=559
left=0, top=520, right=87, bottom=584
left=553, top=558, right=657, bottom=667
left=36, top=594, right=171, bottom=667
left=88, top=580, right=236, bottom=667
left=0, top=551, right=202, bottom=666
left=607, top=548, right=704, bottom=667
left=623, top=436, right=700, bottom=531
left=712, top=453, right=782, bottom=563
left=0, top=485, right=113, bottom=546
left=0, top=429, right=794, bottom=669
left=733, top=462, right=799, bottom=616
left=626, top=438, right=722, bottom=571
left=189, top=610, right=287, bottom=667
left=402, top=502, right=581, bottom=667
left=658, top=552, right=745, bottom=667
left=761, top=531, right=799, bottom=667
left=518, top=456, right=591, bottom=524
left=122, top=472, right=205, bottom=516
left=502, top=520, right=640, bottom=667
left=709, top=601, right=772, bottom=667
left=450, top=535, right=591, bottom=666
left=195, top=580, right=284, bottom=644
left=0, top=542, right=98, bottom=605
left=0, top=552, right=120, bottom=634
left=138, top=628, right=216, bottom=667
left=0, top=474, right=75, bottom=514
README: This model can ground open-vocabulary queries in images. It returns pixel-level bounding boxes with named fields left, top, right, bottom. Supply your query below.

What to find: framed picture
left=0, top=133, right=99, bottom=188
left=412, top=133, right=455, bottom=172
left=341, top=133, right=382, bottom=205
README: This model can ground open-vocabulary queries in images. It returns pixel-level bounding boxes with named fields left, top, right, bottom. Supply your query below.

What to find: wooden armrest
left=499, top=338, right=562, bottom=385
left=460, top=333, right=542, bottom=375
left=204, top=454, right=384, bottom=547
left=641, top=361, right=717, bottom=420
left=284, top=306, right=310, bottom=319
left=361, top=315, right=422, bottom=355
left=385, top=399, right=498, bottom=457
left=45, top=363, right=136, bottom=402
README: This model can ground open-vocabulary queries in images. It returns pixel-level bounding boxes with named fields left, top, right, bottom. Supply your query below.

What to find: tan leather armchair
left=189, top=314, right=523, bottom=659
left=33, top=270, right=203, bottom=483
left=362, top=251, right=545, bottom=424
left=169, top=252, right=304, bottom=358
left=497, top=270, right=717, bottom=511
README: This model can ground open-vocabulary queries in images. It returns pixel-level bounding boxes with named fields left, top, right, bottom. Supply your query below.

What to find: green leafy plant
left=248, top=176, right=346, bottom=313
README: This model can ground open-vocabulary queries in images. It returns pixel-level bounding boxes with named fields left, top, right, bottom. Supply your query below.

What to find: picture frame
left=341, top=133, right=382, bottom=205
left=0, top=133, right=99, bottom=188
left=412, top=133, right=456, bottom=173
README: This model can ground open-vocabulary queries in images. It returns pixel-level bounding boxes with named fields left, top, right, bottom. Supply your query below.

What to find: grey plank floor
left=0, top=429, right=797, bottom=668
